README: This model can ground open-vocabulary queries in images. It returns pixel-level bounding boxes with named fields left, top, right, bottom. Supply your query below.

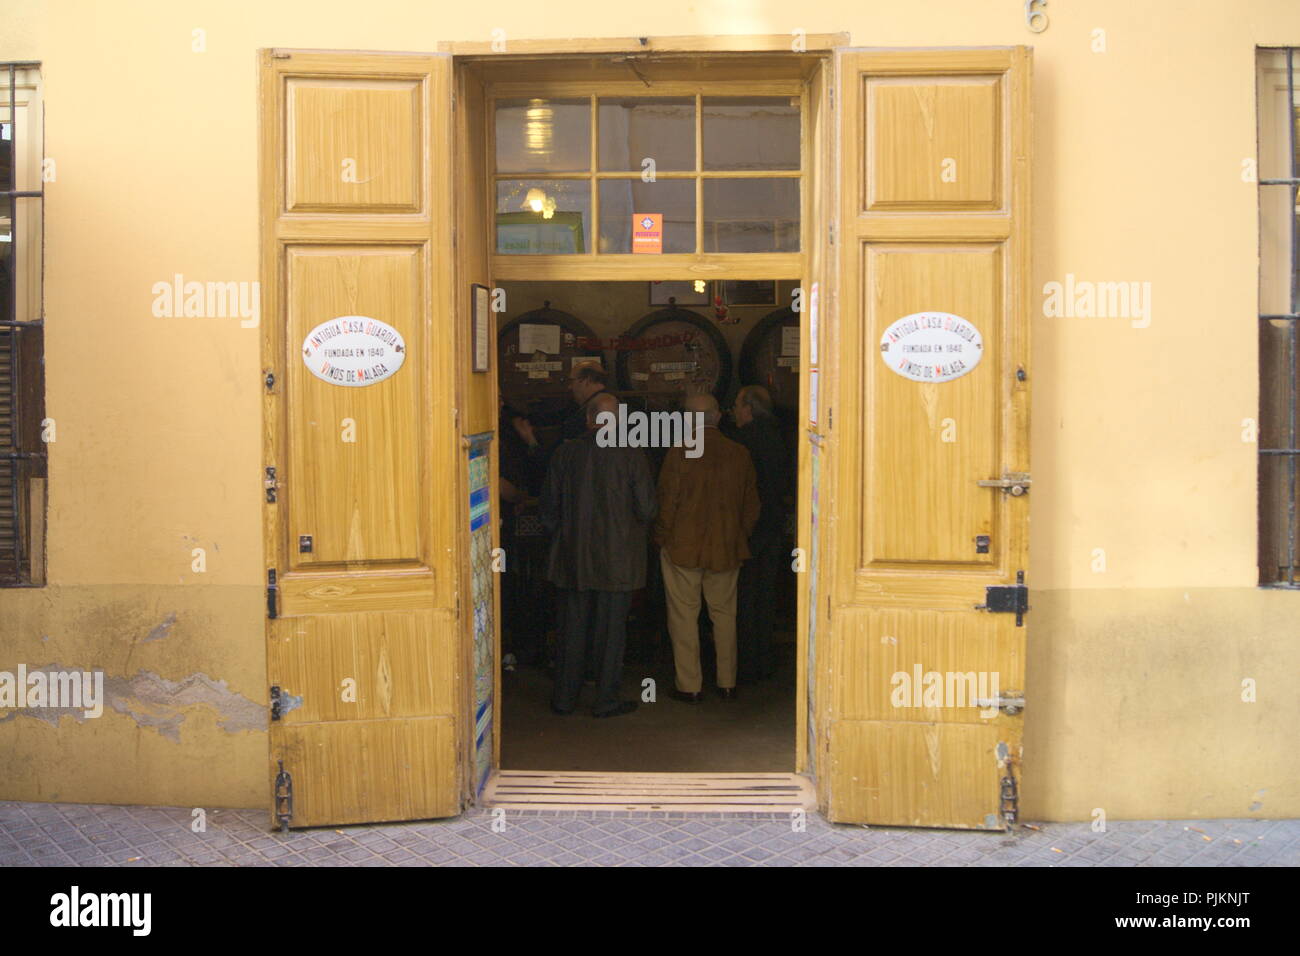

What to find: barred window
left=0, top=63, right=45, bottom=586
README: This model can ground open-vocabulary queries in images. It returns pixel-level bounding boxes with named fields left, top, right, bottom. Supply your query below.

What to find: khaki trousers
left=660, top=551, right=739, bottom=693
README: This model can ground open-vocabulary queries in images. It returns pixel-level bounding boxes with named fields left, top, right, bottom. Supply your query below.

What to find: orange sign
left=632, top=213, right=663, bottom=254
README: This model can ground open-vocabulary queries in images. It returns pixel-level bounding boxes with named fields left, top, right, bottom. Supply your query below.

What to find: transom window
left=493, top=94, right=802, bottom=256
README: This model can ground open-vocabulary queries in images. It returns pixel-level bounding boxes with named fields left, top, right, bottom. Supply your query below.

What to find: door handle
left=977, top=473, right=1031, bottom=496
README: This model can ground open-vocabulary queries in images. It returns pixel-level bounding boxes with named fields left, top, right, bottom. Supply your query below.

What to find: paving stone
left=3, top=801, right=1298, bottom=867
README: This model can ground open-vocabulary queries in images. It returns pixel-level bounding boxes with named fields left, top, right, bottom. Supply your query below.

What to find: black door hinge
left=270, top=684, right=282, bottom=721
left=975, top=569, right=1029, bottom=626
left=267, top=569, right=278, bottom=619
left=264, top=370, right=275, bottom=390
left=274, top=759, right=293, bottom=833
left=264, top=466, right=277, bottom=503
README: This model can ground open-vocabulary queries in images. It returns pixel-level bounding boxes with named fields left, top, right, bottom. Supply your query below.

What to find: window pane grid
left=492, top=92, right=802, bottom=256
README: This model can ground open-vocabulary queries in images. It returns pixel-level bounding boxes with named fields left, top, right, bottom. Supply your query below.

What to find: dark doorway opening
left=496, top=279, right=800, bottom=771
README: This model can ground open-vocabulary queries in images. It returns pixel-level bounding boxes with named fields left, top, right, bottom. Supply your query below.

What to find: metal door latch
left=274, top=760, right=293, bottom=833
left=1000, top=768, right=1019, bottom=827
left=975, top=570, right=1030, bottom=626
left=977, top=472, right=1031, bottom=496
left=266, top=569, right=278, bottom=619
left=971, top=691, right=1027, bottom=716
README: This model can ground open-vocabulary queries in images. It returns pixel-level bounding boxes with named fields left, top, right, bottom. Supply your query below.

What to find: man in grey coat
left=541, top=392, right=657, bottom=717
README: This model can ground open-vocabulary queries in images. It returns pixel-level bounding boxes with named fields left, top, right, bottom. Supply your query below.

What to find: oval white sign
left=880, top=312, right=983, bottom=383
left=301, top=316, right=406, bottom=387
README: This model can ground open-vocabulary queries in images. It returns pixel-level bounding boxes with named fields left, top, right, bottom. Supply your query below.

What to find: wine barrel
left=737, top=306, right=800, bottom=415
left=614, top=306, right=732, bottom=411
left=498, top=303, right=599, bottom=414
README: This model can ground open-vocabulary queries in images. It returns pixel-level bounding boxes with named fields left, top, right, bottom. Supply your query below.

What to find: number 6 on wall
left=1025, top=0, right=1048, bottom=34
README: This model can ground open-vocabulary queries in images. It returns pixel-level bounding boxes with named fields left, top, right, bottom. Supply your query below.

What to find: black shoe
left=670, top=689, right=704, bottom=704
left=718, top=687, right=737, bottom=701
left=593, top=701, right=638, bottom=718
left=550, top=702, right=575, bottom=716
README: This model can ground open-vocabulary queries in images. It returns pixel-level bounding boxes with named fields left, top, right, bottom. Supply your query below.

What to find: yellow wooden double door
left=259, top=45, right=1031, bottom=830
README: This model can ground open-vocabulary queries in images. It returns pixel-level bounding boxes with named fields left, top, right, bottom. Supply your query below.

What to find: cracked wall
left=1, top=587, right=267, bottom=808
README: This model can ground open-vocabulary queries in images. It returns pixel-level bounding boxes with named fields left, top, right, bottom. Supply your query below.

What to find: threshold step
left=481, top=770, right=815, bottom=813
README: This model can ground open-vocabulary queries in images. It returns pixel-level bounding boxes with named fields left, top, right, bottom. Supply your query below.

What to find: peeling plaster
left=141, top=613, right=178, bottom=644
left=280, top=691, right=304, bottom=715
left=0, top=666, right=265, bottom=740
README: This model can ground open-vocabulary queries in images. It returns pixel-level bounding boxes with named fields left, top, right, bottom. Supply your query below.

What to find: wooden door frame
left=452, top=40, right=840, bottom=799
left=438, top=34, right=849, bottom=56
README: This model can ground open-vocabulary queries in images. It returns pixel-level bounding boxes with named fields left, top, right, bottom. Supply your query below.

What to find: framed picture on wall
left=649, top=280, right=710, bottom=306
left=471, top=283, right=491, bottom=372
left=722, top=280, right=777, bottom=306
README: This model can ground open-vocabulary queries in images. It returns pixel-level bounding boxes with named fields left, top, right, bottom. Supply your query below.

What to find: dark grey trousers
left=553, top=588, right=633, bottom=714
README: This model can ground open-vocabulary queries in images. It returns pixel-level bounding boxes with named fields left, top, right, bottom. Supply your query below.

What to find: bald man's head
left=684, top=393, right=721, bottom=427
left=586, top=391, right=620, bottom=428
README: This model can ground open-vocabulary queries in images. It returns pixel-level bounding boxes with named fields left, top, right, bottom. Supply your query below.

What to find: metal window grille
left=0, top=61, right=45, bottom=586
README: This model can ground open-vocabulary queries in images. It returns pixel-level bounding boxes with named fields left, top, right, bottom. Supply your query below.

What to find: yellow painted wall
left=1, top=0, right=1298, bottom=821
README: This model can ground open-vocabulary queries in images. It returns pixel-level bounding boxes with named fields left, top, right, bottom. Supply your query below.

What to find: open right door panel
left=819, top=47, right=1032, bottom=828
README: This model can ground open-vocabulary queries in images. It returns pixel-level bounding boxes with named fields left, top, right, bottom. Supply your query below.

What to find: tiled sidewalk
left=1, top=801, right=1296, bottom=867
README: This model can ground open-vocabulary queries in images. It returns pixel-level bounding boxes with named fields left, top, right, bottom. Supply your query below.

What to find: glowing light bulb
left=524, top=98, right=554, bottom=158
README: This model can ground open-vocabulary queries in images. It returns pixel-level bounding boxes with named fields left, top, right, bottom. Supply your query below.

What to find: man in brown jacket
left=654, top=394, right=760, bottom=702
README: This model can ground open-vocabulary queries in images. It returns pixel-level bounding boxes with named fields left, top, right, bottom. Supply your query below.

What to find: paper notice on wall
left=515, top=361, right=563, bottom=372
left=776, top=356, right=799, bottom=367
left=573, top=356, right=603, bottom=369
left=662, top=372, right=686, bottom=381
left=630, top=372, right=650, bottom=381
left=651, top=361, right=697, bottom=373
left=632, top=213, right=663, bottom=254
left=528, top=371, right=550, bottom=379
left=781, top=326, right=800, bottom=356
left=519, top=323, right=561, bottom=355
